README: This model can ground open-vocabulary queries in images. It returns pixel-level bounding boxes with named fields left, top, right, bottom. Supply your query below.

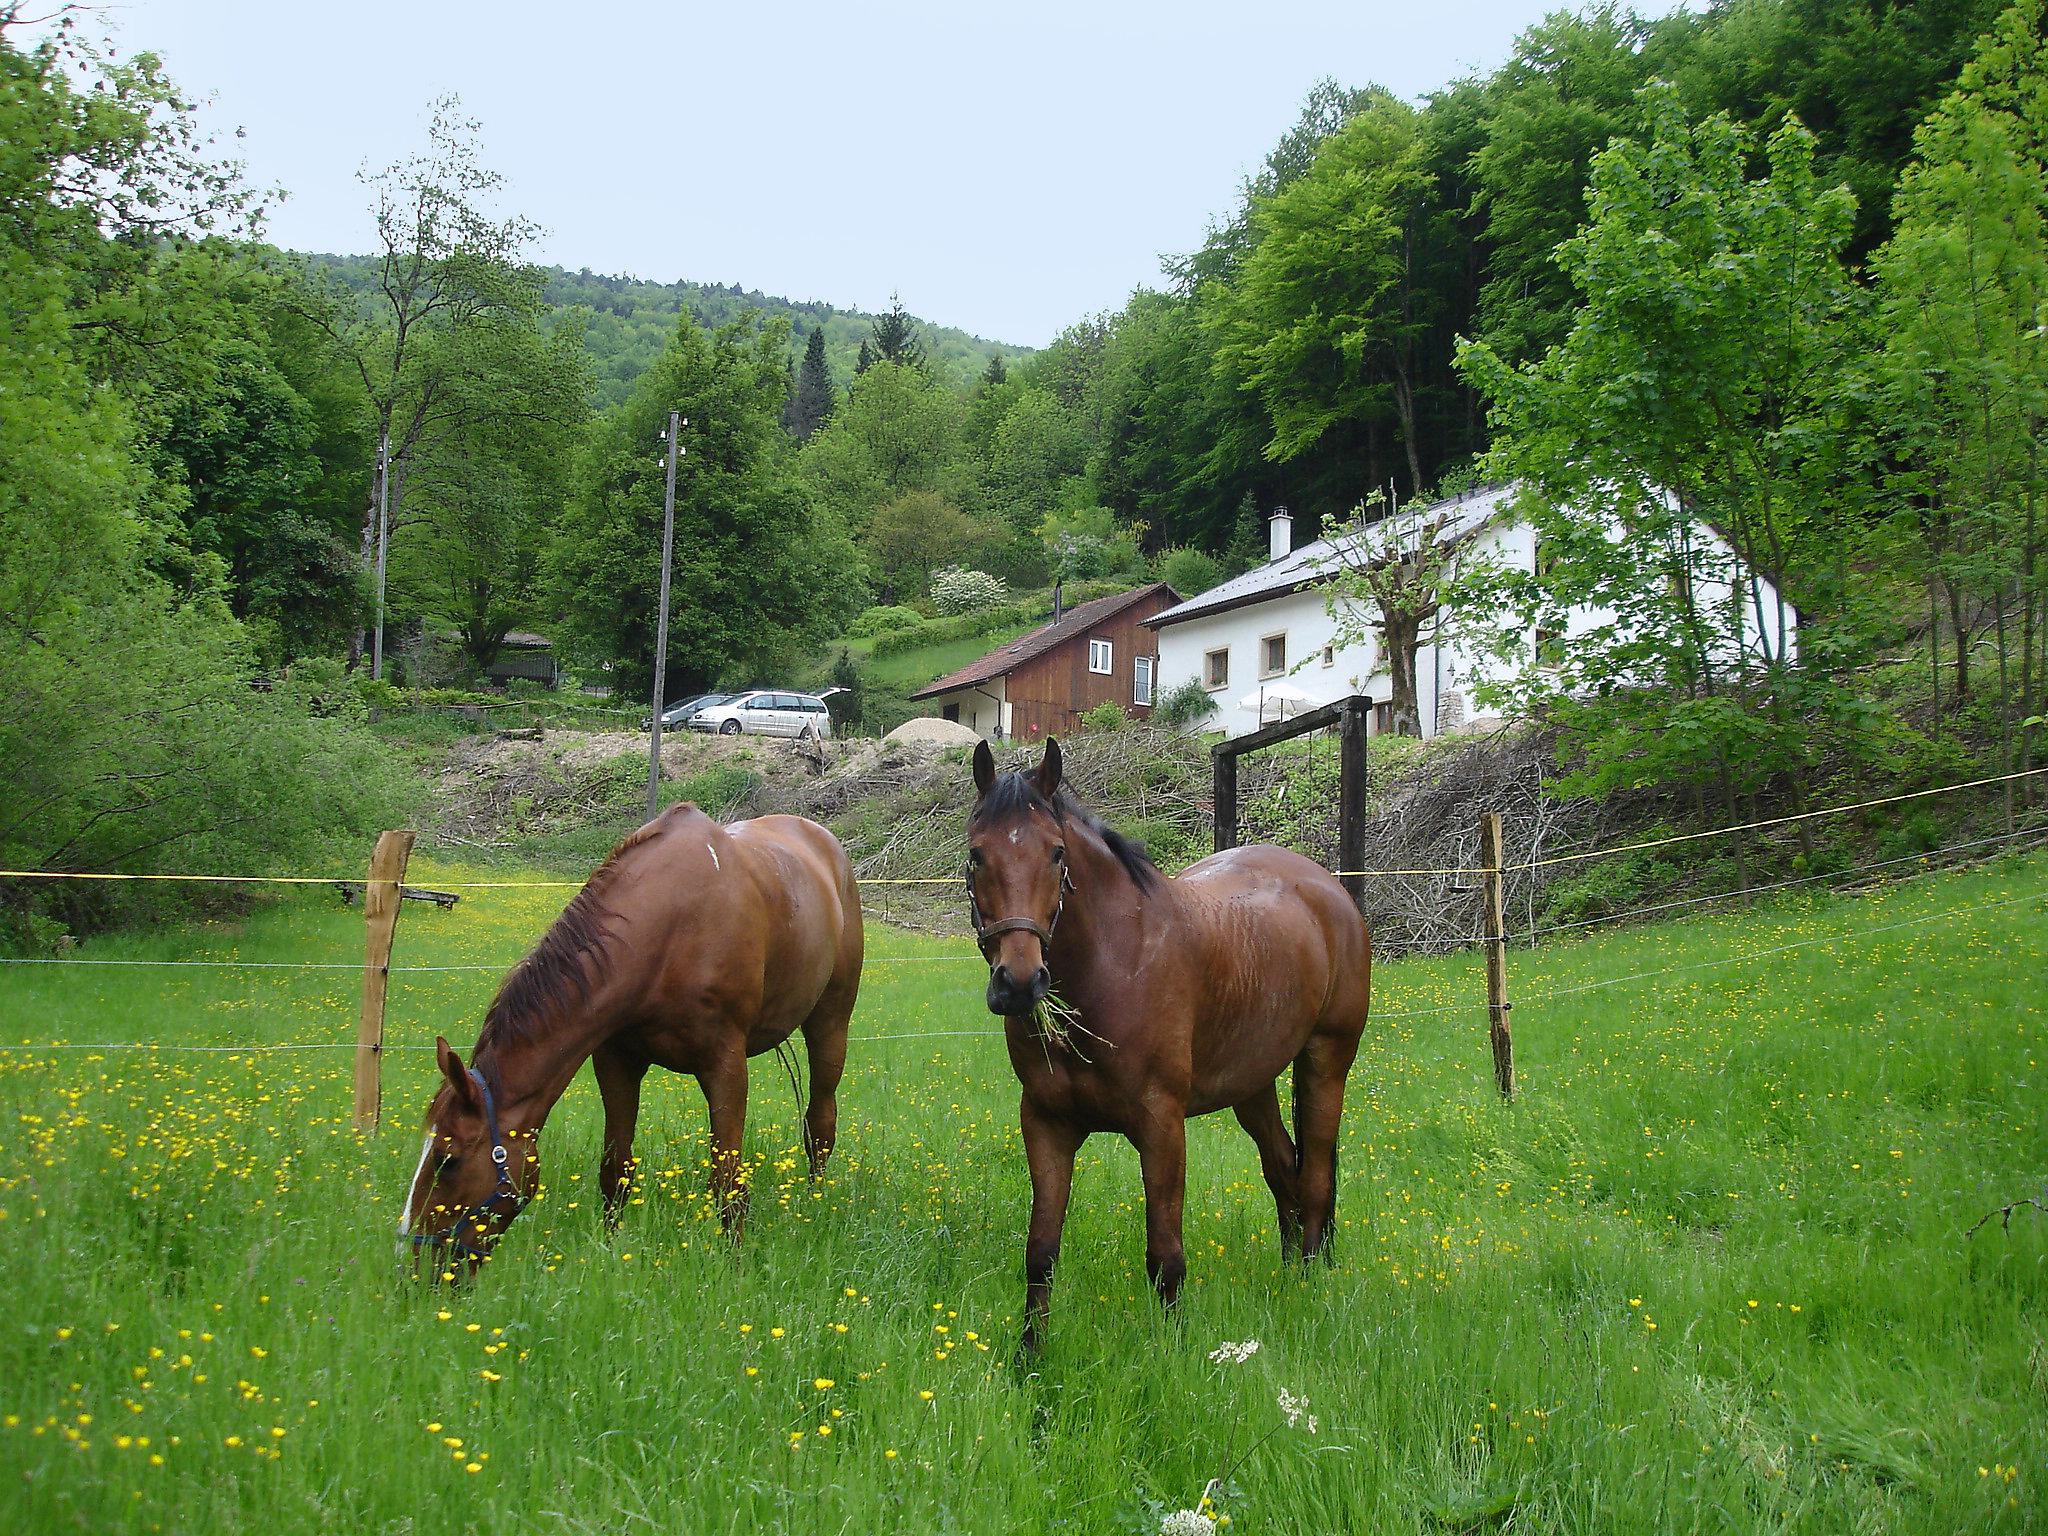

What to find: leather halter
left=411, top=1067, right=527, bottom=1264
left=966, top=862, right=1075, bottom=960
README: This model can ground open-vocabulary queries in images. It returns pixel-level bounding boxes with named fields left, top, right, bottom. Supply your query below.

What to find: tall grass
left=0, top=854, right=2041, bottom=1532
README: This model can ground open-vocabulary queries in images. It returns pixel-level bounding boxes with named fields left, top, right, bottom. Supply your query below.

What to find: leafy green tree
left=392, top=313, right=592, bottom=676
left=983, top=387, right=1090, bottom=534
left=1217, top=89, right=1439, bottom=493
left=864, top=490, right=984, bottom=600
left=1873, top=0, right=2048, bottom=766
left=797, top=359, right=964, bottom=538
left=0, top=14, right=408, bottom=934
left=1669, top=0, right=2009, bottom=262
left=1464, top=4, right=1666, bottom=363
left=1460, top=88, right=1874, bottom=831
left=299, top=97, right=546, bottom=671
left=548, top=315, right=858, bottom=697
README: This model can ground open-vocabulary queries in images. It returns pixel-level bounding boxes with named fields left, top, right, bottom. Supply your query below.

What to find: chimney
left=1268, top=507, right=1293, bottom=563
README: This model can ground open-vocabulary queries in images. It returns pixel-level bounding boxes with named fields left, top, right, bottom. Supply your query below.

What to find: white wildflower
left=1207, top=1339, right=1261, bottom=1365
left=1276, top=1387, right=1318, bottom=1435
left=1159, top=1511, right=1216, bottom=1536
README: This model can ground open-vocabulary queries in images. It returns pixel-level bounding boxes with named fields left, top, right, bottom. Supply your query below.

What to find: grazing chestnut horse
left=400, top=804, right=862, bottom=1272
left=966, top=739, right=1371, bottom=1352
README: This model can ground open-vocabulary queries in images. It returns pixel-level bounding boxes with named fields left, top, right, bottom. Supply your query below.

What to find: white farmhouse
left=1143, top=481, right=1796, bottom=740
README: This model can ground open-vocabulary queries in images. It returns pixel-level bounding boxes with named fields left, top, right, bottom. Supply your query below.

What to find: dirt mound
left=884, top=717, right=981, bottom=747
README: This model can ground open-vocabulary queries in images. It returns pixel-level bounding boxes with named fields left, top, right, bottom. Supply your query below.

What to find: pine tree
left=981, top=353, right=1007, bottom=387
left=787, top=325, right=834, bottom=442
left=854, top=338, right=875, bottom=377
left=869, top=293, right=926, bottom=370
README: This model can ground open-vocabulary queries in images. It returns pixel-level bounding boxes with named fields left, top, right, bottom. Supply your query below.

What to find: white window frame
left=1321, top=643, right=1335, bottom=668
left=1259, top=632, right=1287, bottom=679
left=1204, top=647, right=1230, bottom=690
left=1088, top=638, right=1113, bottom=675
left=1133, top=655, right=1155, bottom=706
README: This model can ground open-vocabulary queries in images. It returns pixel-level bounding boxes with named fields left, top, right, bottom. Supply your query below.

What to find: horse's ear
left=972, top=739, right=996, bottom=799
left=1034, top=737, right=1063, bottom=800
left=436, top=1036, right=478, bottom=1108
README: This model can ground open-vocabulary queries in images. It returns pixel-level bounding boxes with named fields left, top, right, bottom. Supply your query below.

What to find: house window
left=1260, top=633, right=1286, bottom=678
left=1320, top=644, right=1335, bottom=669
left=1374, top=700, right=1393, bottom=734
left=1088, top=638, right=1113, bottom=674
left=942, top=703, right=959, bottom=723
left=1533, top=626, right=1565, bottom=670
left=1204, top=647, right=1230, bottom=690
left=1133, top=656, right=1155, bottom=706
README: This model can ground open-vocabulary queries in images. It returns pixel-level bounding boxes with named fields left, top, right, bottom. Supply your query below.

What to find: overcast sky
left=111, top=0, right=1686, bottom=346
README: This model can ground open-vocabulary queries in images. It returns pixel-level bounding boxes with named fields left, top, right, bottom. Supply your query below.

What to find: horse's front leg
left=592, top=1041, right=648, bottom=1230
left=697, top=1045, right=751, bottom=1240
left=1135, top=1109, right=1189, bottom=1309
left=1019, top=1096, right=1083, bottom=1359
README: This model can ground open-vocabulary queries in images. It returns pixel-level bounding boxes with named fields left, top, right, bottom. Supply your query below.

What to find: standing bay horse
left=401, top=805, right=862, bottom=1272
left=966, top=739, right=1371, bottom=1352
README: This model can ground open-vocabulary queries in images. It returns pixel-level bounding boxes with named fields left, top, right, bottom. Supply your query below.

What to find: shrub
left=1081, top=701, right=1128, bottom=733
left=849, top=605, right=924, bottom=638
left=1156, top=546, right=1224, bottom=597
left=930, top=568, right=1008, bottom=615
left=1154, top=678, right=1218, bottom=732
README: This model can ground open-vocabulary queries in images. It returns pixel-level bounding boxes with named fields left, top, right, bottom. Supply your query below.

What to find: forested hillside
left=309, top=255, right=1020, bottom=408
left=542, top=269, right=1021, bottom=407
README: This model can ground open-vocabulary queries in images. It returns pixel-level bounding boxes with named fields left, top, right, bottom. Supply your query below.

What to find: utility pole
left=647, top=412, right=683, bottom=824
left=371, top=430, right=392, bottom=681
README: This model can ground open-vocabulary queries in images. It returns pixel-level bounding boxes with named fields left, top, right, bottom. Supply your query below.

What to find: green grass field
left=1, top=852, right=2043, bottom=1533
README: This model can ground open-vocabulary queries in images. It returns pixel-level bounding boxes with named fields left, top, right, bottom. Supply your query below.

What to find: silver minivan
left=687, top=690, right=838, bottom=739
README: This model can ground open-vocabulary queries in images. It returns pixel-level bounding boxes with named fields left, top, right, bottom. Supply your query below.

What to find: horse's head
left=968, top=738, right=1071, bottom=1017
left=400, top=1037, right=539, bottom=1279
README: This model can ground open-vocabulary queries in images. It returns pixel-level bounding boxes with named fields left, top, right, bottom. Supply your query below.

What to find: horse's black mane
left=973, top=771, right=1162, bottom=893
left=475, top=820, right=656, bottom=1056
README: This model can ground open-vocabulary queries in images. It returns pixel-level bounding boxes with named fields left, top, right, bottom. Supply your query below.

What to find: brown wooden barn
left=908, top=583, right=1180, bottom=741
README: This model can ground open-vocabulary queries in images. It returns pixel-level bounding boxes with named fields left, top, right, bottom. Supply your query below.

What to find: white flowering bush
left=930, top=567, right=1007, bottom=615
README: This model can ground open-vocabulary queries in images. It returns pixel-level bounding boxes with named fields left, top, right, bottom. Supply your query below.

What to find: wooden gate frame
left=1211, top=694, right=1370, bottom=905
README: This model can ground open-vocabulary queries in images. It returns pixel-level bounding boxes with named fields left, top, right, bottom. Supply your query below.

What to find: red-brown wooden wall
left=1005, top=589, right=1177, bottom=739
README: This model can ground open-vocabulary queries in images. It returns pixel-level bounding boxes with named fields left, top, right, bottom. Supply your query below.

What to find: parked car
left=688, top=689, right=841, bottom=739
left=642, top=691, right=732, bottom=731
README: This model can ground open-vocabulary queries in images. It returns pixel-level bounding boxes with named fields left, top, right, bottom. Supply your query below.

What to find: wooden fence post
left=1337, top=697, right=1368, bottom=909
left=1212, top=748, right=1238, bottom=853
left=354, top=829, right=416, bottom=1132
left=1480, top=811, right=1514, bottom=1101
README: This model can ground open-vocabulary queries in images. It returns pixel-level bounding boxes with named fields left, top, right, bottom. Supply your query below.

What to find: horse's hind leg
left=1293, top=1034, right=1359, bottom=1261
left=593, top=1041, right=649, bottom=1229
left=1135, top=1109, right=1190, bottom=1310
left=1233, top=1083, right=1302, bottom=1260
left=798, top=991, right=852, bottom=1178
left=698, top=1044, right=751, bottom=1239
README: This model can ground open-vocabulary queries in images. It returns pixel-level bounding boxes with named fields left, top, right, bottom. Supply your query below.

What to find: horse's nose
left=986, top=963, right=1051, bottom=1016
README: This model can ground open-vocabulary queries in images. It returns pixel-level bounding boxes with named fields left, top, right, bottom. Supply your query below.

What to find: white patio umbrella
left=1238, top=681, right=1322, bottom=723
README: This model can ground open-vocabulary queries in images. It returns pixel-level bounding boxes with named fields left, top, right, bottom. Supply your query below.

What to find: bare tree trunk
left=1386, top=613, right=1424, bottom=737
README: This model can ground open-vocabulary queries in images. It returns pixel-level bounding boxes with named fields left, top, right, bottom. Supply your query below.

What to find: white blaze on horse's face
left=400, top=1129, right=436, bottom=1240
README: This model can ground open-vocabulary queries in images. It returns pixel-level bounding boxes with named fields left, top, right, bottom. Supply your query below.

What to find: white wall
left=1150, top=512, right=1794, bottom=741
left=918, top=676, right=1008, bottom=742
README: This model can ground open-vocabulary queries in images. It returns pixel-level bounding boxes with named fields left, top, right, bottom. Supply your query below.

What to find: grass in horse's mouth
left=1032, top=989, right=1105, bottom=1063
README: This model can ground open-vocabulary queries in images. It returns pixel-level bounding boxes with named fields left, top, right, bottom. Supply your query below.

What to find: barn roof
left=909, top=582, right=1180, bottom=700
